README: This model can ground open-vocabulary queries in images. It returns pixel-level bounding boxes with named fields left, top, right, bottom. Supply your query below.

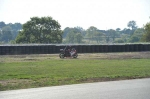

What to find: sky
left=0, top=0, right=150, bottom=30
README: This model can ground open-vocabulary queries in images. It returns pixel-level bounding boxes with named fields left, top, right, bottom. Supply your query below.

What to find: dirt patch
left=1, top=52, right=150, bottom=62
left=77, top=76, right=150, bottom=83
left=78, top=52, right=150, bottom=59
left=23, top=58, right=40, bottom=61
left=0, top=79, right=32, bottom=86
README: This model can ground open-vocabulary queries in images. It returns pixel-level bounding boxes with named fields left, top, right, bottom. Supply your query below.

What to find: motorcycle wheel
left=59, top=53, right=64, bottom=58
left=73, top=53, right=78, bottom=58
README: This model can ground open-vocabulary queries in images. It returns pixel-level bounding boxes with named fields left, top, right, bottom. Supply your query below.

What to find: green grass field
left=0, top=53, right=150, bottom=91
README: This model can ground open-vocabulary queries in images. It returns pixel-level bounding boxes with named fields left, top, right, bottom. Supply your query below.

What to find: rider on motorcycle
left=66, top=46, right=76, bottom=57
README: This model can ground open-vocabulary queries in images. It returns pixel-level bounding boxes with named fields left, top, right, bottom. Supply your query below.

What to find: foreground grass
left=0, top=58, right=150, bottom=91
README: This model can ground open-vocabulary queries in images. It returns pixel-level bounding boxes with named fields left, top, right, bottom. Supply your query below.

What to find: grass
left=0, top=53, right=150, bottom=91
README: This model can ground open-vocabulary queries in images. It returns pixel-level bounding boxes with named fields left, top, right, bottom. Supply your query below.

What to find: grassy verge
left=0, top=56, right=150, bottom=91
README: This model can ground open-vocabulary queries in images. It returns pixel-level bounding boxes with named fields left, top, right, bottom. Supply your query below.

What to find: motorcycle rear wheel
left=59, top=53, right=64, bottom=58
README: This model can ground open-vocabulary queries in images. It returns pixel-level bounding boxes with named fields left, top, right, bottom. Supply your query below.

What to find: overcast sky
left=0, top=0, right=150, bottom=30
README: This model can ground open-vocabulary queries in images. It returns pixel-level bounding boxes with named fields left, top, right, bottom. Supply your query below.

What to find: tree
left=0, top=21, right=6, bottom=29
left=114, top=38, right=124, bottom=43
left=141, top=22, right=150, bottom=42
left=127, top=20, right=137, bottom=30
left=0, top=26, right=13, bottom=43
left=74, top=33, right=83, bottom=43
left=15, top=16, right=62, bottom=43
left=86, top=26, right=98, bottom=43
left=127, top=20, right=138, bottom=36
left=63, top=26, right=85, bottom=39
left=65, top=30, right=83, bottom=44
left=128, top=28, right=144, bottom=43
left=108, top=29, right=118, bottom=42
left=63, top=27, right=71, bottom=38
left=8, top=23, right=22, bottom=40
left=0, top=22, right=22, bottom=43
left=94, top=31, right=103, bottom=43
left=8, top=23, right=22, bottom=31
left=74, top=26, right=86, bottom=36
left=66, top=31, right=75, bottom=43
left=116, top=28, right=121, bottom=32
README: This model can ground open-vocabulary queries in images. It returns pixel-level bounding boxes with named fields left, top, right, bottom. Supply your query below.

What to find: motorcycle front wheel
left=73, top=53, right=78, bottom=58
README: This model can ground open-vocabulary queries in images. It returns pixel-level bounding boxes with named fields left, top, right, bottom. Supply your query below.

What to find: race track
left=0, top=78, right=150, bottom=99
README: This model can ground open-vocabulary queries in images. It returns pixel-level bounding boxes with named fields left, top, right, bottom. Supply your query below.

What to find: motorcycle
left=59, top=46, right=78, bottom=58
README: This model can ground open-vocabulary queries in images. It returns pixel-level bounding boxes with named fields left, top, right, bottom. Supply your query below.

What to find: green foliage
left=8, top=23, right=22, bottom=40
left=65, top=32, right=83, bottom=43
left=64, top=27, right=84, bottom=43
left=106, top=29, right=119, bottom=42
left=63, top=27, right=85, bottom=39
left=0, top=26, right=13, bottom=43
left=74, top=33, right=83, bottom=43
left=62, top=24, right=145, bottom=44
left=66, top=31, right=75, bottom=43
left=128, top=35, right=140, bottom=43
left=0, top=21, right=6, bottom=28
left=128, top=28, right=144, bottom=43
left=141, top=22, right=150, bottom=42
left=114, top=38, right=124, bottom=43
left=1, top=19, right=150, bottom=44
left=0, top=22, right=22, bottom=43
left=15, top=17, right=62, bottom=43
left=86, top=26, right=104, bottom=43
left=127, top=20, right=137, bottom=30
left=116, top=28, right=121, bottom=32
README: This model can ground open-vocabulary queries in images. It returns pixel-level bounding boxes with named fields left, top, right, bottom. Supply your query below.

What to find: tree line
left=0, top=22, right=22, bottom=43
left=63, top=20, right=149, bottom=44
left=0, top=16, right=150, bottom=44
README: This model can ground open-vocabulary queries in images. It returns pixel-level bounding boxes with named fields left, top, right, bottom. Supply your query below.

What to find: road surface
left=0, top=78, right=150, bottom=99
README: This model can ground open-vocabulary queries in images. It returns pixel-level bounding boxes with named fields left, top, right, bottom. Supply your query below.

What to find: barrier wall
left=0, top=44, right=150, bottom=55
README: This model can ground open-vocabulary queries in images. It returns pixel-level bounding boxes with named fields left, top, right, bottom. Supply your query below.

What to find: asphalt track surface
left=0, top=78, right=150, bottom=99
